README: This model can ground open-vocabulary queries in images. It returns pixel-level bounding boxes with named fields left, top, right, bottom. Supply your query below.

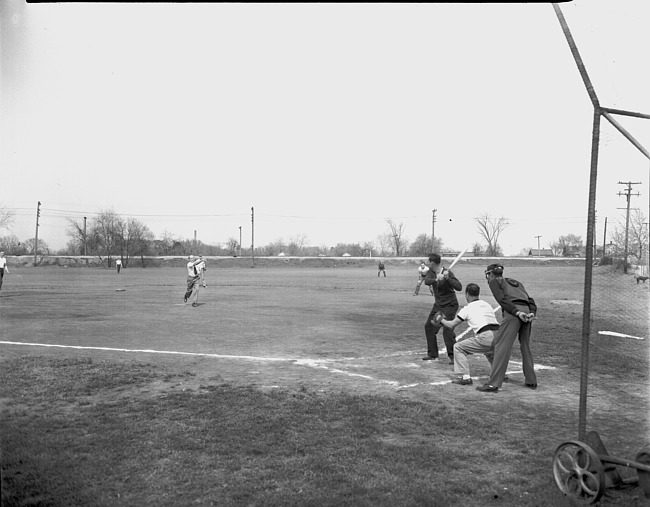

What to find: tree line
left=0, top=205, right=647, bottom=266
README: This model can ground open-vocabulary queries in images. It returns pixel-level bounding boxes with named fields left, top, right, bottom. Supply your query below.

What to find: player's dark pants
left=184, top=275, right=200, bottom=304
left=486, top=304, right=537, bottom=388
left=0, top=268, right=4, bottom=290
left=424, top=305, right=458, bottom=359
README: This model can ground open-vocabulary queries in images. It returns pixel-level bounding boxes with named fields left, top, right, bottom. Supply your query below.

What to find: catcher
left=438, top=283, right=500, bottom=385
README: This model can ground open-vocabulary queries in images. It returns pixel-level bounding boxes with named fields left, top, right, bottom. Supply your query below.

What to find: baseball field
left=1, top=260, right=648, bottom=506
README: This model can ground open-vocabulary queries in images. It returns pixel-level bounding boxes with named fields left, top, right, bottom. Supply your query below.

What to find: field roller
left=552, top=430, right=650, bottom=503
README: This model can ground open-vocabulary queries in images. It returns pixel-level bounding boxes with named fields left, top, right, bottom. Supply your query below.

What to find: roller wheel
left=552, top=441, right=605, bottom=504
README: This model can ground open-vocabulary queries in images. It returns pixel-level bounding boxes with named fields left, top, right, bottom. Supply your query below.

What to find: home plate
left=598, top=331, right=644, bottom=340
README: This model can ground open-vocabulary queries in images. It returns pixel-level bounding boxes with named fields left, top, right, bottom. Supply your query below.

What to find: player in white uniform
left=0, top=251, right=9, bottom=291
left=440, top=283, right=500, bottom=385
left=413, top=261, right=434, bottom=296
left=183, top=255, right=203, bottom=307
left=197, top=256, right=207, bottom=287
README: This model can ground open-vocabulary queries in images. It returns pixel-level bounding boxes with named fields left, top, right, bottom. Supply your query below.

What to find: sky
left=1, top=1, right=649, bottom=255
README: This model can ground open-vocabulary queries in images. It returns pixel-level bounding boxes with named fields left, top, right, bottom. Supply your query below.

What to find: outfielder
left=477, top=264, right=538, bottom=393
left=439, top=283, right=499, bottom=385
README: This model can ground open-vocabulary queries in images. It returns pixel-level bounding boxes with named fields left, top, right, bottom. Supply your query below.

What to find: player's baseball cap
left=485, top=264, right=504, bottom=276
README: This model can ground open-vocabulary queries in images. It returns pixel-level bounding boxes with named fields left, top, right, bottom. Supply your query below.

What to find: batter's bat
left=445, top=246, right=470, bottom=272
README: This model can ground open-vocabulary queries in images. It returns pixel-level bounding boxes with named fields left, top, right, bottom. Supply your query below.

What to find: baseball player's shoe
left=184, top=296, right=188, bottom=303
left=525, top=383, right=538, bottom=390
left=192, top=302, right=198, bottom=307
left=451, top=378, right=473, bottom=385
left=422, top=356, right=438, bottom=361
left=476, top=384, right=498, bottom=393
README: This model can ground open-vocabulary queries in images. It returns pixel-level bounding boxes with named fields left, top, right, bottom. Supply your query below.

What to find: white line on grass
left=598, top=331, right=645, bottom=340
left=0, top=341, right=289, bottom=362
left=0, top=340, right=558, bottom=390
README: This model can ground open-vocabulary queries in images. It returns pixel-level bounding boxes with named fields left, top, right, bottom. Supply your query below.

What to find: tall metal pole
left=251, top=207, right=255, bottom=268
left=239, top=226, right=242, bottom=257
left=83, top=216, right=87, bottom=256
left=34, top=201, right=41, bottom=265
left=552, top=3, right=601, bottom=442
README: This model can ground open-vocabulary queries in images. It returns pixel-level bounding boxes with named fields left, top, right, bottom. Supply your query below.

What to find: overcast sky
left=1, top=1, right=649, bottom=255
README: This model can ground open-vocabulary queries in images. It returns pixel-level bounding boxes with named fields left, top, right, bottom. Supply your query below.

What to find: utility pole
left=239, top=226, right=242, bottom=257
left=601, top=217, right=607, bottom=259
left=251, top=207, right=255, bottom=268
left=645, top=222, right=650, bottom=276
left=34, top=201, right=41, bottom=265
left=535, top=235, right=542, bottom=256
left=617, top=181, right=641, bottom=274
left=431, top=209, right=437, bottom=251
left=83, top=216, right=87, bottom=256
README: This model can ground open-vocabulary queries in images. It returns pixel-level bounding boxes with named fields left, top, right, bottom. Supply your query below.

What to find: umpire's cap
left=485, top=264, right=504, bottom=276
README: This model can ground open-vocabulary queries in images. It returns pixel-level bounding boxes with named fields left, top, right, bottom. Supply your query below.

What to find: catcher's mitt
left=432, top=311, right=445, bottom=325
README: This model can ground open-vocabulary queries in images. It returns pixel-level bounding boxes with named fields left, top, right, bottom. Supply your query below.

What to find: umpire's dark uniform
left=423, top=269, right=462, bottom=360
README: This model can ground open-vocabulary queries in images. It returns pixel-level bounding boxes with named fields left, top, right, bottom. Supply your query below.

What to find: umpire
left=477, top=264, right=538, bottom=393
left=422, top=253, right=462, bottom=363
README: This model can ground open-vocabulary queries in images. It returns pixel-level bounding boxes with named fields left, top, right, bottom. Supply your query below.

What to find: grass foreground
left=1, top=356, right=646, bottom=507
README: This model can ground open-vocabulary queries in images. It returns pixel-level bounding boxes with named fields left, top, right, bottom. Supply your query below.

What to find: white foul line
left=0, top=340, right=558, bottom=390
left=598, top=331, right=645, bottom=340
left=0, top=341, right=289, bottom=362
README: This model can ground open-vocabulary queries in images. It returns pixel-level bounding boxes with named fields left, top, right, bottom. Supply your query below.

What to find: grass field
left=1, top=262, right=648, bottom=506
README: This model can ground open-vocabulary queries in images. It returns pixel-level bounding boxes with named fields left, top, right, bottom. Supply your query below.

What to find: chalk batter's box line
left=0, top=341, right=557, bottom=390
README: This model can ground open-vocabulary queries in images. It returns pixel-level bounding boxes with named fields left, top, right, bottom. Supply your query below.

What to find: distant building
left=528, top=248, right=555, bottom=257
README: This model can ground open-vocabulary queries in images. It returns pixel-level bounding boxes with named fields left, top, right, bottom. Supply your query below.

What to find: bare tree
left=265, top=238, right=286, bottom=256
left=0, top=234, right=22, bottom=254
left=386, top=219, right=408, bottom=256
left=0, top=204, right=14, bottom=231
left=551, top=234, right=583, bottom=257
left=375, top=233, right=392, bottom=256
left=362, top=241, right=376, bottom=257
left=611, top=209, right=648, bottom=263
left=23, top=238, right=50, bottom=255
left=475, top=213, right=509, bottom=256
left=66, top=217, right=102, bottom=255
left=409, top=233, right=444, bottom=256
left=92, top=209, right=122, bottom=266
left=125, top=218, right=155, bottom=266
left=226, top=237, right=239, bottom=256
left=287, top=234, right=309, bottom=256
